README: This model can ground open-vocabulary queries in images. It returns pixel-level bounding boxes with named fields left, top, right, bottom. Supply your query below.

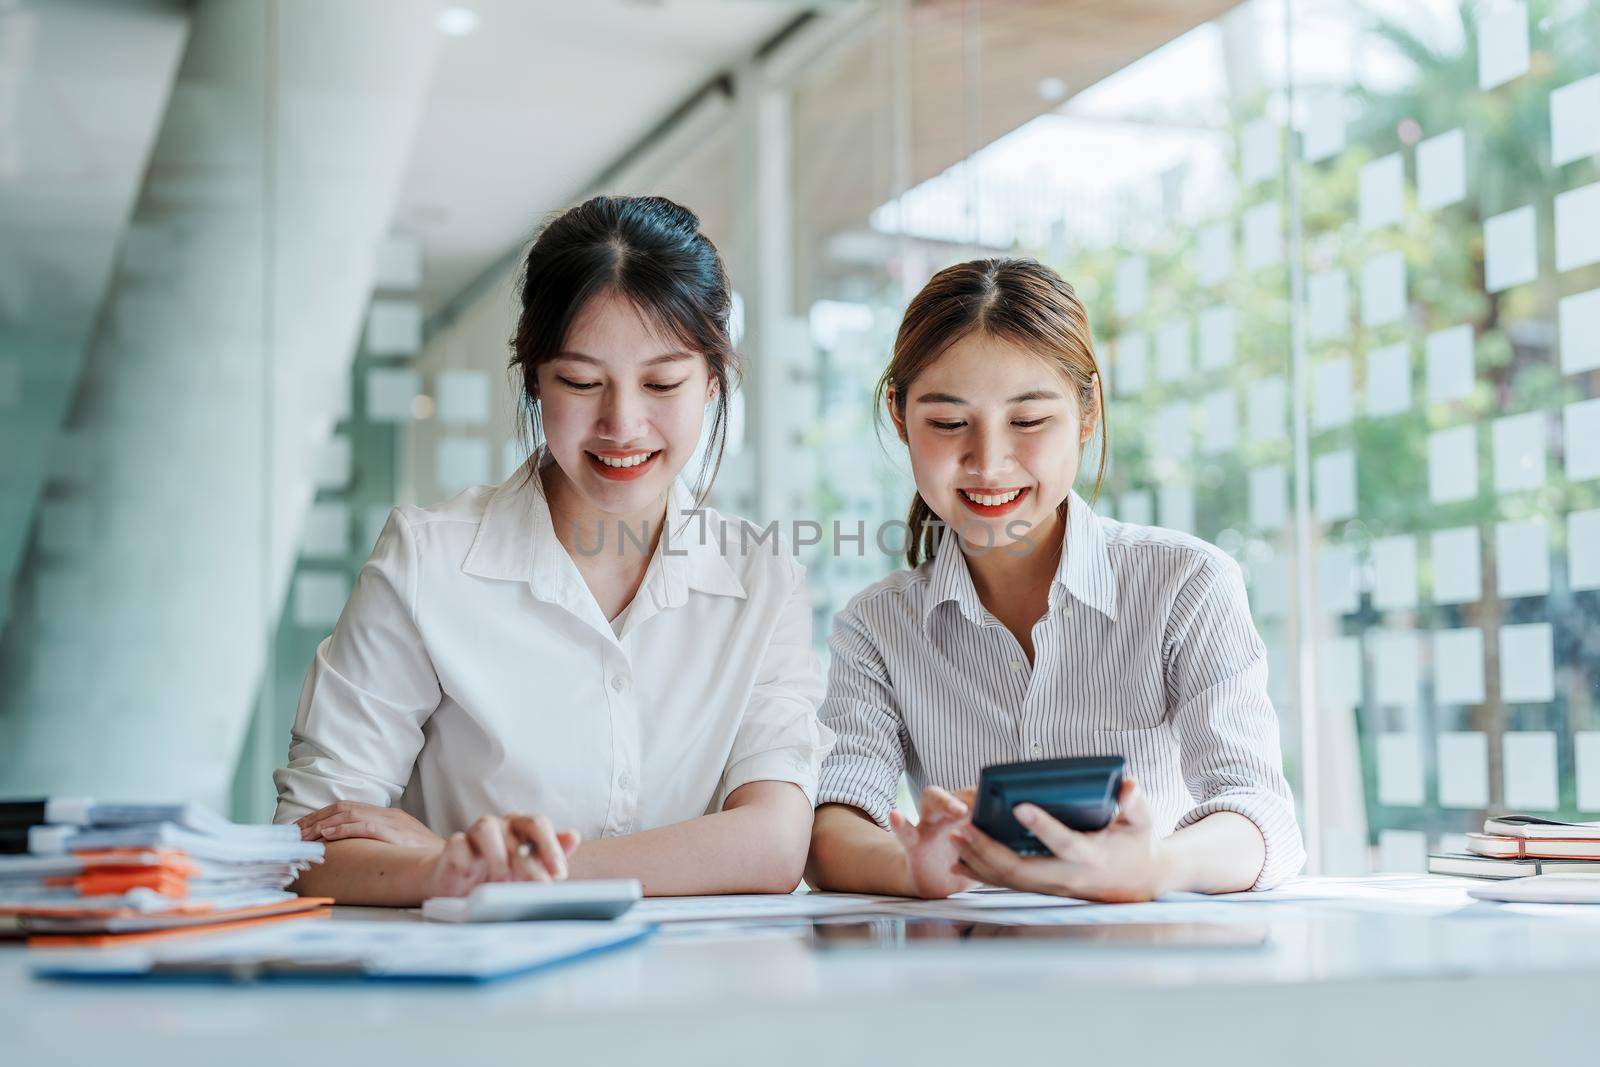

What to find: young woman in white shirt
left=277, top=195, right=832, bottom=904
left=805, top=257, right=1305, bottom=902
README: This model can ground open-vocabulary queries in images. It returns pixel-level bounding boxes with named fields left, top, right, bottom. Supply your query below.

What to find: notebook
left=1465, top=833, right=1600, bottom=860
left=31, top=918, right=655, bottom=984
left=1481, top=816, right=1600, bottom=840
left=1428, top=851, right=1600, bottom=879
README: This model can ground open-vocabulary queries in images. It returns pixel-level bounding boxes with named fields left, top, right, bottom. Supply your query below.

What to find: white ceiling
left=393, top=0, right=811, bottom=312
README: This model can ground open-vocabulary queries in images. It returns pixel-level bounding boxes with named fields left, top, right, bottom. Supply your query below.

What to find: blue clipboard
left=32, top=920, right=656, bottom=985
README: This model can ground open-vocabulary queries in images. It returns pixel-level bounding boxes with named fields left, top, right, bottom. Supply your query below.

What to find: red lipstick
left=957, top=486, right=1030, bottom=518
left=587, top=449, right=660, bottom=482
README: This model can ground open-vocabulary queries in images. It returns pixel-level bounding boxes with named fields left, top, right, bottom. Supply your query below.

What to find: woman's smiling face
left=537, top=289, right=716, bottom=518
left=893, top=330, right=1097, bottom=553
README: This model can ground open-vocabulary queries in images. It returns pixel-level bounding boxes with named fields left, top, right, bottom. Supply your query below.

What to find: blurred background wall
left=2, top=0, right=1598, bottom=878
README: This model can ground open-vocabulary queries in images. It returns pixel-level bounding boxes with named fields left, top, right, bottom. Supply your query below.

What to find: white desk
left=5, top=877, right=1600, bottom=1066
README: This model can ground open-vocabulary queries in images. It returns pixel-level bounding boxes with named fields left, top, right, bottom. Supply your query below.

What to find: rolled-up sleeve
left=1165, top=554, right=1306, bottom=890
left=715, top=563, right=834, bottom=809
left=272, top=509, right=442, bottom=824
left=814, top=599, right=907, bottom=828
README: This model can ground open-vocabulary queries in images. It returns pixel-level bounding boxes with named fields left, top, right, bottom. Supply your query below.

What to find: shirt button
left=1030, top=741, right=1043, bottom=755
left=610, top=675, right=628, bottom=692
left=1009, top=660, right=1024, bottom=672
left=618, top=772, right=633, bottom=790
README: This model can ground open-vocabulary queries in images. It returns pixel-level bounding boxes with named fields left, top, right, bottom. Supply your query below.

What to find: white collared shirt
left=816, top=491, right=1306, bottom=889
left=273, top=463, right=834, bottom=840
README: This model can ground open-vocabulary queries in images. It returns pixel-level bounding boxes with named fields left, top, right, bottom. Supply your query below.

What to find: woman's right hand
left=413, top=814, right=582, bottom=899
left=889, top=786, right=980, bottom=899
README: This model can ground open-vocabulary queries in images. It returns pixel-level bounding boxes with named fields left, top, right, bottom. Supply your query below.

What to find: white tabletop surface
left=6, top=876, right=1600, bottom=1066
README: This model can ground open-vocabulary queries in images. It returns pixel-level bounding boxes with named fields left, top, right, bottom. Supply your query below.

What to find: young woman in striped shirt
left=805, top=257, right=1305, bottom=902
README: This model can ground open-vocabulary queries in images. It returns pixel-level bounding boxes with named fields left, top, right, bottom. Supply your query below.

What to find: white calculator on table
left=422, top=879, right=643, bottom=922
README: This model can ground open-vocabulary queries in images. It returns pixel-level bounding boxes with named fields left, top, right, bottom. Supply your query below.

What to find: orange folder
left=28, top=907, right=333, bottom=948
left=26, top=899, right=334, bottom=948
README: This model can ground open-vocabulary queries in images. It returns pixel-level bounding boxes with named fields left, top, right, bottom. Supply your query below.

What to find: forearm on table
left=1156, top=811, right=1265, bottom=895
left=289, top=838, right=434, bottom=906
left=804, top=804, right=916, bottom=896
left=567, top=782, right=814, bottom=896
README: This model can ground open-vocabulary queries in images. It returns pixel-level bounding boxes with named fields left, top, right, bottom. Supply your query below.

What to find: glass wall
left=776, top=0, right=1600, bottom=872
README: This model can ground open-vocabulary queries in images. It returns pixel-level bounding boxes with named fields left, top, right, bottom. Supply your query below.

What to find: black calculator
left=971, top=755, right=1126, bottom=855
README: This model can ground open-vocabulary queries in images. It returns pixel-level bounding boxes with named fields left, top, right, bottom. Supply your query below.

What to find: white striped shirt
left=816, top=491, right=1306, bottom=890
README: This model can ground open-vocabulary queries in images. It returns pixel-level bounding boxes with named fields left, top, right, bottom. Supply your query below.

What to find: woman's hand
left=413, top=814, right=583, bottom=899
left=296, top=801, right=443, bottom=849
left=889, top=786, right=980, bottom=900
left=951, top=777, right=1171, bottom=903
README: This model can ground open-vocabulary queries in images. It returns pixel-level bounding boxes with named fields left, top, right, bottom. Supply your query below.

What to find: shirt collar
left=920, top=488, right=1118, bottom=635
left=657, top=478, right=747, bottom=604
left=921, top=526, right=991, bottom=634
left=1053, top=489, right=1118, bottom=622
left=461, top=453, right=745, bottom=617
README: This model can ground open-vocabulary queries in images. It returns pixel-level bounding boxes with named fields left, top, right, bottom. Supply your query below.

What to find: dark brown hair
left=878, top=257, right=1108, bottom=567
left=509, top=195, right=737, bottom=501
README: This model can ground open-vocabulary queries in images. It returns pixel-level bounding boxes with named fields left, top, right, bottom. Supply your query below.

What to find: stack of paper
left=1, top=798, right=328, bottom=944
